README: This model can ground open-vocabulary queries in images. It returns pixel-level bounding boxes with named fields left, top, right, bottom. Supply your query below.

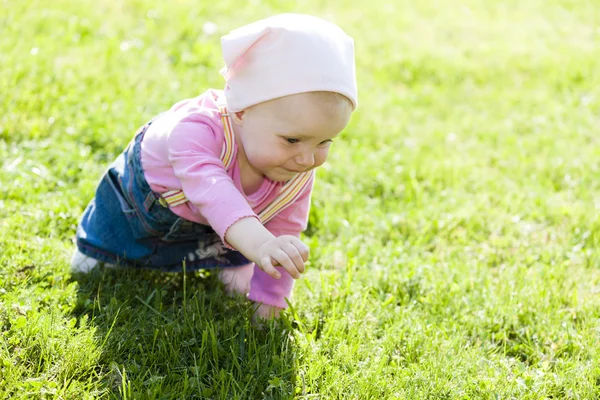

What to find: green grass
left=2, top=0, right=600, bottom=398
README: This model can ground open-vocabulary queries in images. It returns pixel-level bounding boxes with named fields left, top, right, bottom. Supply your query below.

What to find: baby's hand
left=256, top=235, right=308, bottom=280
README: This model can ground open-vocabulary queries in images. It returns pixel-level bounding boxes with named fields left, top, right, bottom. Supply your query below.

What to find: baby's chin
left=264, top=168, right=298, bottom=182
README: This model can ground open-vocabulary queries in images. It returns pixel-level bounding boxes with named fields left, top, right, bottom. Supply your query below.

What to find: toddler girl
left=71, top=13, right=358, bottom=319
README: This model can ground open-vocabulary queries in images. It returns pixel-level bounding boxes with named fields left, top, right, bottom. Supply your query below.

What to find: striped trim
left=162, top=189, right=188, bottom=207
left=258, top=170, right=313, bottom=224
left=218, top=105, right=235, bottom=170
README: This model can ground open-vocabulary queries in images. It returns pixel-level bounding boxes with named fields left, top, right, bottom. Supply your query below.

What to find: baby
left=71, top=13, right=358, bottom=320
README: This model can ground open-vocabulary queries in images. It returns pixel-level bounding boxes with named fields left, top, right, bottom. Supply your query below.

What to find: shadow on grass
left=71, top=267, right=296, bottom=399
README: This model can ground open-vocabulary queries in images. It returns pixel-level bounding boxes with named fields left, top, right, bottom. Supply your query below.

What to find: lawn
left=1, top=0, right=600, bottom=398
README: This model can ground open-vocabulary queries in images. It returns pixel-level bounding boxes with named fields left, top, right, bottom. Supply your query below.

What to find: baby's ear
left=231, top=111, right=245, bottom=123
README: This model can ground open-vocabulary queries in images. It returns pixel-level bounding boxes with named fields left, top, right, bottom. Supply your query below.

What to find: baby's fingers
left=260, top=256, right=281, bottom=279
left=272, top=250, right=301, bottom=279
left=283, top=241, right=305, bottom=273
left=289, top=237, right=310, bottom=263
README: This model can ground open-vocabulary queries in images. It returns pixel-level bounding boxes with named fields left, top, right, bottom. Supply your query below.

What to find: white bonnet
left=220, top=13, right=358, bottom=112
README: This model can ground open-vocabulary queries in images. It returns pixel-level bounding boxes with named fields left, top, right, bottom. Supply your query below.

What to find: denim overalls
left=76, top=119, right=251, bottom=272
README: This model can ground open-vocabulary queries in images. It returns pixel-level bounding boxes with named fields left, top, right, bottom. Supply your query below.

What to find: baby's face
left=235, top=92, right=352, bottom=182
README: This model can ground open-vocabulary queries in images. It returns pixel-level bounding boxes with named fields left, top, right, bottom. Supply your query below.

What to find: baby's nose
left=295, top=152, right=315, bottom=168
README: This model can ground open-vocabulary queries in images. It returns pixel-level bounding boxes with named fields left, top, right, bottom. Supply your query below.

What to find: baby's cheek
left=248, top=146, right=275, bottom=163
left=314, top=149, right=330, bottom=167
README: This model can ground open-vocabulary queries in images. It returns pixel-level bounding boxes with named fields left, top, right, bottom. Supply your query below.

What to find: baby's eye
left=318, top=139, right=333, bottom=147
left=286, top=138, right=300, bottom=144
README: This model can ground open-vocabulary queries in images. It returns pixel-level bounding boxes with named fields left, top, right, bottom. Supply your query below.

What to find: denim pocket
left=105, top=168, right=136, bottom=216
left=104, top=167, right=161, bottom=241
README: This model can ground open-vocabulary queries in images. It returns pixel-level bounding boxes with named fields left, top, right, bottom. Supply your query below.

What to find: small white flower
left=203, top=22, right=217, bottom=36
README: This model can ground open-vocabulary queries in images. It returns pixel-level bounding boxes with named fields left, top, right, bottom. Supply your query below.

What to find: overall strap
left=217, top=104, right=235, bottom=170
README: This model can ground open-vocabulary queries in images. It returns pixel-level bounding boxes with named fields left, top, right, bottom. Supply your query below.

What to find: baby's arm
left=166, top=112, right=313, bottom=317
left=247, top=176, right=314, bottom=313
left=166, top=114, right=308, bottom=280
left=225, top=217, right=308, bottom=279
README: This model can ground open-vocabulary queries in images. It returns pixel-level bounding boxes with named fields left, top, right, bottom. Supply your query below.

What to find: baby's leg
left=218, top=263, right=254, bottom=296
left=70, top=249, right=114, bottom=273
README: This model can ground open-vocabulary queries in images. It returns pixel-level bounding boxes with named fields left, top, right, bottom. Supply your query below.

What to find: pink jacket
left=140, top=89, right=313, bottom=308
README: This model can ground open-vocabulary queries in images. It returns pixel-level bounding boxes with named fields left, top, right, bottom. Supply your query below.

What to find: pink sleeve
left=247, top=175, right=314, bottom=308
left=166, top=115, right=258, bottom=242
